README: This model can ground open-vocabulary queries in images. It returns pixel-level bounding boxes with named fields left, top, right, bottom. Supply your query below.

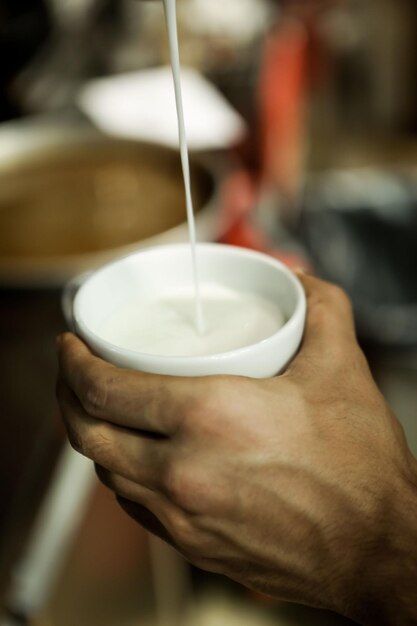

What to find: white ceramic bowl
left=67, top=243, right=306, bottom=378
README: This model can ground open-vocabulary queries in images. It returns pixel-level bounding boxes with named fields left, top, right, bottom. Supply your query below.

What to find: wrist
left=350, top=464, right=417, bottom=626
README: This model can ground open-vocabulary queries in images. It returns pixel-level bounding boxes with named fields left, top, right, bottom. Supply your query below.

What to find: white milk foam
left=99, top=284, right=285, bottom=357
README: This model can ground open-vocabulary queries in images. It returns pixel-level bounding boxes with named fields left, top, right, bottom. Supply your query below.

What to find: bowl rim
left=0, top=116, right=222, bottom=288
left=72, top=242, right=307, bottom=364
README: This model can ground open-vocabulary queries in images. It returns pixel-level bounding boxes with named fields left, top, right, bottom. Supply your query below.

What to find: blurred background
left=0, top=0, right=416, bottom=625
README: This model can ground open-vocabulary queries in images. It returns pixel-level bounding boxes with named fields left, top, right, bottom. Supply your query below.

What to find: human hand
left=57, top=273, right=417, bottom=625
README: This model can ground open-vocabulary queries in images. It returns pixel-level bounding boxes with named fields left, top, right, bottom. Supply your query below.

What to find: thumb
left=289, top=272, right=358, bottom=372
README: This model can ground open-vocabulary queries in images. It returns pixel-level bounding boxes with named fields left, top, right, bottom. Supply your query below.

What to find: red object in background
left=258, top=17, right=310, bottom=199
left=217, top=169, right=264, bottom=250
left=218, top=169, right=310, bottom=270
left=219, top=15, right=313, bottom=272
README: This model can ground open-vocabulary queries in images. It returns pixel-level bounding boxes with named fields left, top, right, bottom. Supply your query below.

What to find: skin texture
left=57, top=273, right=417, bottom=625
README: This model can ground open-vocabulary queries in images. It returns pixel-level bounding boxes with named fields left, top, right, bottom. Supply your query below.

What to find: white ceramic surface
left=70, top=243, right=306, bottom=378
left=78, top=67, right=247, bottom=151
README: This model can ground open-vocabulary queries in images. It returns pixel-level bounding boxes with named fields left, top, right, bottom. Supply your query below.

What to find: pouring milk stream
left=99, top=0, right=286, bottom=356
left=163, top=0, right=205, bottom=334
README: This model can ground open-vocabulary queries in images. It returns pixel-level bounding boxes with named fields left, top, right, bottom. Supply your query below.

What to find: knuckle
left=89, top=426, right=115, bottom=463
left=71, top=423, right=114, bottom=464
left=82, top=375, right=109, bottom=416
left=183, top=377, right=229, bottom=430
left=168, top=512, right=200, bottom=554
left=161, top=458, right=222, bottom=516
left=169, top=514, right=217, bottom=562
left=161, top=460, right=185, bottom=503
left=161, top=460, right=198, bottom=512
left=327, top=283, right=352, bottom=309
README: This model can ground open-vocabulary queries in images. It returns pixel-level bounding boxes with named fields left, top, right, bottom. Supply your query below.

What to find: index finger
left=57, top=333, right=192, bottom=435
left=288, top=271, right=360, bottom=373
left=297, top=271, right=355, bottom=334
